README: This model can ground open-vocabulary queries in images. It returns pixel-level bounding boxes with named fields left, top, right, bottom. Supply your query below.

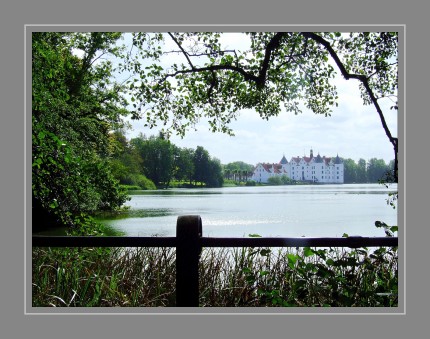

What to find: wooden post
left=176, top=215, right=202, bottom=307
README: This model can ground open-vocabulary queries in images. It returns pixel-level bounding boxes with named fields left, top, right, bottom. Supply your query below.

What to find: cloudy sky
left=123, top=33, right=398, bottom=166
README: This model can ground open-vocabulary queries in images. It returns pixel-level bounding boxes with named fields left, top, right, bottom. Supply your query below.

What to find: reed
left=32, top=245, right=397, bottom=307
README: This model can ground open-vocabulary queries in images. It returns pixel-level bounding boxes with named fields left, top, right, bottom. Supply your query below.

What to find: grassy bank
left=32, top=244, right=397, bottom=307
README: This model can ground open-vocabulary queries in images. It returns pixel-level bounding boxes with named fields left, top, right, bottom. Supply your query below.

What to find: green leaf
left=259, top=249, right=271, bottom=256
left=287, top=253, right=298, bottom=268
left=303, top=247, right=314, bottom=257
left=49, top=200, right=58, bottom=209
left=242, top=267, right=251, bottom=274
left=33, top=158, right=43, bottom=167
left=246, top=275, right=256, bottom=283
left=326, top=259, right=335, bottom=266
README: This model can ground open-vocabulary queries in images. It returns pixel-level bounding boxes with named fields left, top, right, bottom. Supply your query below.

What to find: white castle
left=251, top=149, right=344, bottom=184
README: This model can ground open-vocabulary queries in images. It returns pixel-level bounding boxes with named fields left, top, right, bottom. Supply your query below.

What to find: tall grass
left=32, top=244, right=397, bottom=307
left=32, top=247, right=176, bottom=307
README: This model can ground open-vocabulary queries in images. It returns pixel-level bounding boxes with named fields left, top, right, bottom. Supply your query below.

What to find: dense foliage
left=267, top=175, right=295, bottom=185
left=343, top=158, right=394, bottom=183
left=223, top=161, right=254, bottom=183
left=32, top=32, right=130, bottom=232
left=114, top=131, right=224, bottom=188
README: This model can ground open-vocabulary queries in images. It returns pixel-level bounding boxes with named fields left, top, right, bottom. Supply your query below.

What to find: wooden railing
left=32, top=215, right=398, bottom=307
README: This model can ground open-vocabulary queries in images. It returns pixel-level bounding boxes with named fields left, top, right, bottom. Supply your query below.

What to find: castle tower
left=280, top=154, right=288, bottom=165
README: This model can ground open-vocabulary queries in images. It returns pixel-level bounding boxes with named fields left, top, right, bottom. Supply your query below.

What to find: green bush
left=267, top=176, right=282, bottom=185
left=121, top=185, right=141, bottom=190
left=120, top=174, right=156, bottom=190
left=267, top=175, right=294, bottom=186
left=131, top=174, right=157, bottom=190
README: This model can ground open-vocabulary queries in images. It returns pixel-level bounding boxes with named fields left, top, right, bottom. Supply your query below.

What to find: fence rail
left=32, top=215, right=398, bottom=307
left=32, top=235, right=398, bottom=248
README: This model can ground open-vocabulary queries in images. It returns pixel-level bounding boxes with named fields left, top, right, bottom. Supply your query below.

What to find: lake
left=96, top=184, right=398, bottom=238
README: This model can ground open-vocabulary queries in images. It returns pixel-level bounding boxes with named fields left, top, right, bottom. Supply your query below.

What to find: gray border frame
left=4, top=0, right=428, bottom=337
left=25, top=24, right=404, bottom=315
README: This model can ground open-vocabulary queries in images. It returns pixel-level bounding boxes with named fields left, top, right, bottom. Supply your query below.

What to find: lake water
left=96, top=184, right=398, bottom=238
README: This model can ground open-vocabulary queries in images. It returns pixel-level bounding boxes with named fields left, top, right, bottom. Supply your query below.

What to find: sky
left=121, top=33, right=398, bottom=166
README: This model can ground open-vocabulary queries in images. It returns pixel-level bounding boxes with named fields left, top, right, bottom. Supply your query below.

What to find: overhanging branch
left=160, top=64, right=259, bottom=84
left=161, top=33, right=287, bottom=88
left=167, top=33, right=195, bottom=70
left=301, top=32, right=398, bottom=181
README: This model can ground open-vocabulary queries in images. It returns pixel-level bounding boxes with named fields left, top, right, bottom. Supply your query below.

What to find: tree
left=224, top=168, right=232, bottom=181
left=193, top=146, right=211, bottom=185
left=223, top=161, right=254, bottom=183
left=32, top=32, right=130, bottom=231
left=121, top=32, right=398, bottom=182
left=107, top=130, right=156, bottom=189
left=367, top=158, right=389, bottom=182
left=343, top=158, right=358, bottom=183
left=206, top=158, right=224, bottom=187
left=131, top=133, right=174, bottom=187
left=173, top=147, right=195, bottom=184
left=109, top=130, right=139, bottom=181
left=357, top=159, right=368, bottom=183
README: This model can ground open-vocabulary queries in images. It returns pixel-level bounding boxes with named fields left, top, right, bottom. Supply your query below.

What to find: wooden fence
left=32, top=215, right=398, bottom=307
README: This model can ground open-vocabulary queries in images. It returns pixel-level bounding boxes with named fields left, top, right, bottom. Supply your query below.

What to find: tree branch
left=160, top=64, right=260, bottom=84
left=163, top=49, right=238, bottom=58
left=361, top=78, right=398, bottom=148
left=167, top=33, right=195, bottom=70
left=256, top=33, right=286, bottom=86
left=301, top=32, right=398, bottom=181
left=301, top=33, right=368, bottom=83
left=161, top=33, right=286, bottom=88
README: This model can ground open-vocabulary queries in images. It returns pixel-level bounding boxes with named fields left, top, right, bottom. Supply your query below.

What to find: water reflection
left=97, top=208, right=176, bottom=219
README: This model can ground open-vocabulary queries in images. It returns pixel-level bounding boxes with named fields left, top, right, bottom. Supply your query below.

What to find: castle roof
left=257, top=151, right=342, bottom=169
left=260, top=163, right=282, bottom=173
left=280, top=155, right=288, bottom=164
left=314, top=153, right=323, bottom=163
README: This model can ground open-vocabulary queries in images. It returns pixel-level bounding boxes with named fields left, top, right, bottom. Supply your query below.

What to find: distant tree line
left=343, top=158, right=395, bottom=183
left=223, top=161, right=254, bottom=183
left=110, top=131, right=224, bottom=189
